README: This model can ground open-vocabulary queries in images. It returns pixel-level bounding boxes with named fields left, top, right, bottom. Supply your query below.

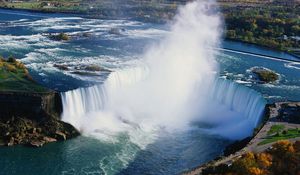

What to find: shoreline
left=224, top=38, right=300, bottom=60
left=0, top=6, right=133, bottom=21
left=182, top=106, right=269, bottom=175
left=183, top=102, right=300, bottom=175
left=219, top=47, right=300, bottom=63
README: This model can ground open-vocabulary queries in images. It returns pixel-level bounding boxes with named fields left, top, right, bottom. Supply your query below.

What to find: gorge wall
left=0, top=91, right=79, bottom=147
left=0, top=91, right=62, bottom=120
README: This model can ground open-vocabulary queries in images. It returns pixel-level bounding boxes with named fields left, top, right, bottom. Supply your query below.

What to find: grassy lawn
left=0, top=57, right=49, bottom=93
left=259, top=127, right=300, bottom=145
left=5, top=2, right=41, bottom=9
left=267, top=124, right=285, bottom=135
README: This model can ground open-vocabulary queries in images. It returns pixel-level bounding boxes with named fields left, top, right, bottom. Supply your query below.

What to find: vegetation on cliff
left=0, top=57, right=79, bottom=147
left=202, top=140, right=300, bottom=175
left=0, top=56, right=49, bottom=92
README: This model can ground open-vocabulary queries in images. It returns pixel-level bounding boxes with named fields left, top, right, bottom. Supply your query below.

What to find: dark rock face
left=70, top=71, right=99, bottom=76
left=272, top=102, right=300, bottom=124
left=54, top=64, right=69, bottom=71
left=0, top=92, right=62, bottom=119
left=109, top=28, right=125, bottom=35
left=0, top=92, right=79, bottom=147
left=48, top=33, right=70, bottom=41
left=223, top=137, right=252, bottom=156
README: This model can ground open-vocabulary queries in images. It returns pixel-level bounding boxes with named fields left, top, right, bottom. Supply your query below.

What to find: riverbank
left=224, top=38, right=300, bottom=60
left=220, top=47, right=300, bottom=64
left=0, top=57, right=79, bottom=147
left=0, top=6, right=128, bottom=21
left=184, top=102, right=300, bottom=175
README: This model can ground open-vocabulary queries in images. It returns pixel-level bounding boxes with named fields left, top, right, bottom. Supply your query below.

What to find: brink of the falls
left=61, top=67, right=266, bottom=141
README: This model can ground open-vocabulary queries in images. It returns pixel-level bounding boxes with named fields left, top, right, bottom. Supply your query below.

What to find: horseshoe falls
left=61, top=69, right=266, bottom=141
left=61, top=1, right=265, bottom=145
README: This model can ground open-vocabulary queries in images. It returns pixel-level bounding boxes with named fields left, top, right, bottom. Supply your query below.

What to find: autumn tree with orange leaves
left=202, top=140, right=300, bottom=175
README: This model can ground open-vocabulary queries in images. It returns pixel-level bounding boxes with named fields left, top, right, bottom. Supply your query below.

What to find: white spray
left=61, top=0, right=265, bottom=145
left=101, top=0, right=221, bottom=130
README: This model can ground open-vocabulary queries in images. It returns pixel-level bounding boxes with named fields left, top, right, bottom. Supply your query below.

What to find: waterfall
left=61, top=0, right=266, bottom=141
left=61, top=67, right=266, bottom=140
left=211, top=79, right=266, bottom=128
left=61, top=67, right=149, bottom=129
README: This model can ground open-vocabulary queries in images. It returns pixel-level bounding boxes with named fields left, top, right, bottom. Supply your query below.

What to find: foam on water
left=0, top=34, right=50, bottom=50
left=23, top=17, right=143, bottom=33
left=285, top=62, right=300, bottom=70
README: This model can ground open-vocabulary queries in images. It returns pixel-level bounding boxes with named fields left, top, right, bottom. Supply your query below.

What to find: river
left=0, top=8, right=299, bottom=175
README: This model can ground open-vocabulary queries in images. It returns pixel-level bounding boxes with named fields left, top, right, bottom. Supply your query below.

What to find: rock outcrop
left=0, top=57, right=79, bottom=147
left=0, top=91, right=79, bottom=147
left=270, top=102, right=300, bottom=124
left=48, top=33, right=70, bottom=41
left=250, top=67, right=279, bottom=83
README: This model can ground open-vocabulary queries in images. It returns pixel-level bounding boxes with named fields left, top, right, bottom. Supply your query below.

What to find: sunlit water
left=0, top=8, right=299, bottom=175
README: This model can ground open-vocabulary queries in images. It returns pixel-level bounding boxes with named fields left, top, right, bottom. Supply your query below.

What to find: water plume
left=61, top=0, right=265, bottom=145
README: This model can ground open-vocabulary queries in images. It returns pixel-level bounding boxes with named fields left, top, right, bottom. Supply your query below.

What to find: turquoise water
left=0, top=9, right=299, bottom=175
left=1, top=131, right=228, bottom=175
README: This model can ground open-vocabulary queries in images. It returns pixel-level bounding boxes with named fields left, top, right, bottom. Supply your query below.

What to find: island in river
left=0, top=56, right=79, bottom=147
